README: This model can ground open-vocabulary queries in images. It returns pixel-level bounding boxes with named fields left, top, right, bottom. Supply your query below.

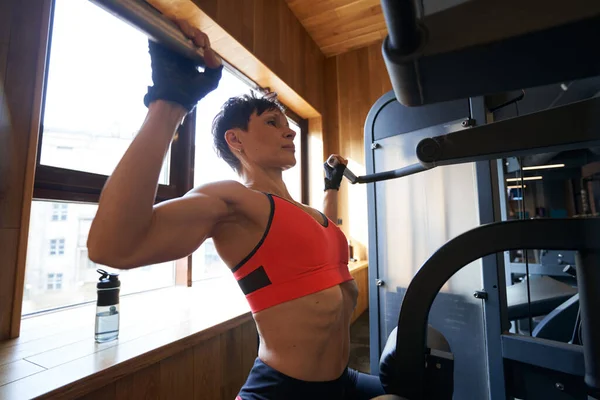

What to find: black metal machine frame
left=349, top=2, right=600, bottom=394
left=364, top=1, right=600, bottom=399
left=391, top=218, right=600, bottom=399
left=379, top=0, right=600, bottom=106
left=346, top=96, right=600, bottom=185
left=360, top=90, right=600, bottom=399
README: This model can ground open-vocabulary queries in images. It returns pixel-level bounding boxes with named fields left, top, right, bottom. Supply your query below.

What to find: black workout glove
left=324, top=162, right=346, bottom=191
left=143, top=40, right=223, bottom=112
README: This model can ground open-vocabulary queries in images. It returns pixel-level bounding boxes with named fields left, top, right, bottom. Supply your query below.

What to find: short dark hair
left=211, top=93, right=284, bottom=173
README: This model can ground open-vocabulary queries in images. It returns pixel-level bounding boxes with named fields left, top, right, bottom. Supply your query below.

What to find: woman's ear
left=225, top=129, right=243, bottom=153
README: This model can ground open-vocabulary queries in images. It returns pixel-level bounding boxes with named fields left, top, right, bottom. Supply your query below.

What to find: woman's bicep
left=111, top=191, right=232, bottom=268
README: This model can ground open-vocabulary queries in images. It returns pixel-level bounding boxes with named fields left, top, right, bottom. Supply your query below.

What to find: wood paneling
left=147, top=0, right=325, bottom=118
left=286, top=0, right=387, bottom=56
left=241, top=321, right=258, bottom=374
left=1, top=0, right=43, bottom=229
left=193, top=336, right=221, bottom=399
left=115, top=364, right=160, bottom=400
left=220, top=324, right=244, bottom=400
left=79, top=383, right=116, bottom=400
left=0, top=0, right=51, bottom=340
left=0, top=230, right=18, bottom=340
left=11, top=0, right=51, bottom=341
left=349, top=262, right=369, bottom=324
left=160, top=349, right=195, bottom=399
left=325, top=41, right=392, bottom=254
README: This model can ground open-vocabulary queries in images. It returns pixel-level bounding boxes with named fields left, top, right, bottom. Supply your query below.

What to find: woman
left=87, top=20, right=384, bottom=400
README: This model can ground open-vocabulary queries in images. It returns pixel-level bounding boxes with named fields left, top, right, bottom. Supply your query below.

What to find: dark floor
left=349, top=310, right=371, bottom=373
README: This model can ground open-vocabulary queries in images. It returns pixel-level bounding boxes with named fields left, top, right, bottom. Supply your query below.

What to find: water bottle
left=95, top=269, right=121, bottom=343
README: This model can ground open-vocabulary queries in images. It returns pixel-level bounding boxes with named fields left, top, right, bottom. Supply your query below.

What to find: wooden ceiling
left=285, top=0, right=387, bottom=57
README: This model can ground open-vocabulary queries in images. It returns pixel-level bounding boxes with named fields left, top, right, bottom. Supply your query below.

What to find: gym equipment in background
left=356, top=6, right=600, bottom=392
left=357, top=89, right=600, bottom=399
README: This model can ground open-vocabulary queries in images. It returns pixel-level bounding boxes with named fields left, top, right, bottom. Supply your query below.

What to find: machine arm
left=345, top=96, right=600, bottom=184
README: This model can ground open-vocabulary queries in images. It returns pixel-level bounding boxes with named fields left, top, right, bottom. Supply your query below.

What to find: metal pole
left=88, top=0, right=206, bottom=66
left=575, top=251, right=600, bottom=400
left=343, top=163, right=429, bottom=184
left=380, top=0, right=421, bottom=55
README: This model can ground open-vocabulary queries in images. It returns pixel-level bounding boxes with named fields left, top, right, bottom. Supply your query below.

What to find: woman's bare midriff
left=253, top=279, right=359, bottom=381
left=212, top=191, right=358, bottom=382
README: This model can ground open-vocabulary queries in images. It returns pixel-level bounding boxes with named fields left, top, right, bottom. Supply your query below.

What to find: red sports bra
left=231, top=194, right=354, bottom=313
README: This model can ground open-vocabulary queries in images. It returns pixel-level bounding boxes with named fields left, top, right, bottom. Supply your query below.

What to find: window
left=51, top=203, right=68, bottom=221
left=23, top=0, right=185, bottom=315
left=34, top=0, right=186, bottom=202
left=47, top=273, right=63, bottom=290
left=204, top=240, right=221, bottom=265
left=39, top=0, right=169, bottom=182
left=24, top=200, right=176, bottom=315
left=49, top=238, right=65, bottom=256
left=49, top=239, right=56, bottom=255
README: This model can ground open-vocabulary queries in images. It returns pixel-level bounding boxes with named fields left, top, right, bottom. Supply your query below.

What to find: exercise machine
left=346, top=88, right=600, bottom=399
left=372, top=219, right=600, bottom=400
left=346, top=2, right=600, bottom=398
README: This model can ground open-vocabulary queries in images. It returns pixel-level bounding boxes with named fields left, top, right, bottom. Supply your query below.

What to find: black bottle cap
left=96, top=269, right=121, bottom=289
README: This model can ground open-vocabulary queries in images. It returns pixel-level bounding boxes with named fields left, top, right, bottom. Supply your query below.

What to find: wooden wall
left=0, top=0, right=52, bottom=340
left=78, top=320, right=257, bottom=400
left=148, top=0, right=325, bottom=118
left=0, top=316, right=257, bottom=399
left=324, top=41, right=392, bottom=259
left=349, top=264, right=369, bottom=324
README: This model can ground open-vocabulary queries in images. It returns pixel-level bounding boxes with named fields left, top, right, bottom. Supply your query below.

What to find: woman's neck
left=242, top=169, right=292, bottom=200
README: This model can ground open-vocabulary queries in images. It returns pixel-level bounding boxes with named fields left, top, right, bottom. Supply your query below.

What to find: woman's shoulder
left=189, top=180, right=270, bottom=214
left=190, top=180, right=249, bottom=197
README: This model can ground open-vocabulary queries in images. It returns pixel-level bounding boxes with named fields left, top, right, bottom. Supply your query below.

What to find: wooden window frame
left=285, top=109, right=310, bottom=205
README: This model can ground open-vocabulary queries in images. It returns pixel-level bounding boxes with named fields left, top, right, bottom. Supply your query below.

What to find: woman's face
left=236, top=109, right=297, bottom=171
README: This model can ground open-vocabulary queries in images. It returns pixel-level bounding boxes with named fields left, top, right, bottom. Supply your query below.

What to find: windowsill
left=0, top=278, right=251, bottom=399
left=348, top=260, right=368, bottom=273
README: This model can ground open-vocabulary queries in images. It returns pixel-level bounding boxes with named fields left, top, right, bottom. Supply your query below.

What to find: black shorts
left=236, top=358, right=385, bottom=400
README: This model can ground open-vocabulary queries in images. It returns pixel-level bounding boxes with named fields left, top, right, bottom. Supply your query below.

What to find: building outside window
left=46, top=273, right=63, bottom=290
left=51, top=203, right=68, bottom=221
